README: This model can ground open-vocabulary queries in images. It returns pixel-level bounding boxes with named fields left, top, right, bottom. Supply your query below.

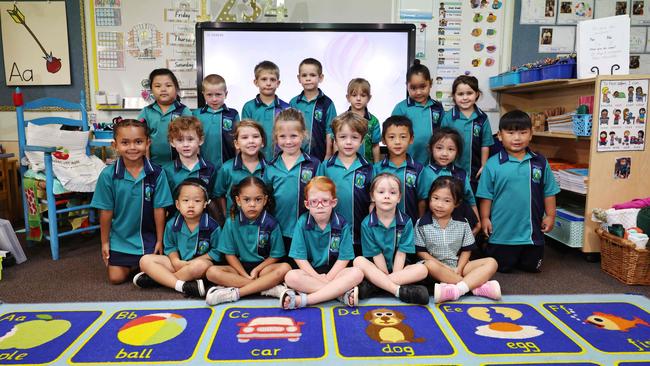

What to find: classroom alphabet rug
left=0, top=294, right=649, bottom=365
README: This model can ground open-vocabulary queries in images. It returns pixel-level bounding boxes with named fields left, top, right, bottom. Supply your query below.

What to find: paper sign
left=576, top=15, right=630, bottom=78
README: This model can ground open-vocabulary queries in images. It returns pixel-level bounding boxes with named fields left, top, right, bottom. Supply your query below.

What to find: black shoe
left=133, top=272, right=159, bottom=288
left=182, top=280, right=206, bottom=298
left=398, top=285, right=430, bottom=305
left=358, top=279, right=380, bottom=299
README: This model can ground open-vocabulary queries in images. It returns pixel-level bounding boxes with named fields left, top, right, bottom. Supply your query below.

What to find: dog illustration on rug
left=364, top=308, right=424, bottom=343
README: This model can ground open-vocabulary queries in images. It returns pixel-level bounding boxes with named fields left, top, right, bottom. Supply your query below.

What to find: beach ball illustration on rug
left=117, top=313, right=187, bottom=346
left=468, top=306, right=544, bottom=339
left=0, top=314, right=71, bottom=349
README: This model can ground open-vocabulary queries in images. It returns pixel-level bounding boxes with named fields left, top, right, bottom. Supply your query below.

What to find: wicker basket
left=597, top=228, right=650, bottom=285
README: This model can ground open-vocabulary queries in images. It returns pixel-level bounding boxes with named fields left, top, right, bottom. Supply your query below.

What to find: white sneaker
left=260, top=284, right=288, bottom=298
left=205, top=287, right=240, bottom=306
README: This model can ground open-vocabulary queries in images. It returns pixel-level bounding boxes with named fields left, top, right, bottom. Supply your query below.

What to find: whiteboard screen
left=198, top=23, right=414, bottom=122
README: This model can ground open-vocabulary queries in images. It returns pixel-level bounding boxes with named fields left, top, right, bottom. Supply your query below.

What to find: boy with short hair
left=242, top=61, right=290, bottom=158
left=347, top=78, right=381, bottom=162
left=290, top=58, right=337, bottom=161
left=477, top=110, right=560, bottom=273
left=373, top=116, right=424, bottom=223
left=194, top=74, right=239, bottom=171
left=162, top=116, right=217, bottom=197
left=322, top=111, right=373, bottom=255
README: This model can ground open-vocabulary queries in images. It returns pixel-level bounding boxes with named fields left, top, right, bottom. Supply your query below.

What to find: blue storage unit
left=546, top=208, right=585, bottom=248
left=520, top=68, right=542, bottom=83
left=501, top=71, right=520, bottom=86
left=572, top=114, right=593, bottom=137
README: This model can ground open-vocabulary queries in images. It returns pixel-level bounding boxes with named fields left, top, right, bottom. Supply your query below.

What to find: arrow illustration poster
left=1, top=1, right=71, bottom=85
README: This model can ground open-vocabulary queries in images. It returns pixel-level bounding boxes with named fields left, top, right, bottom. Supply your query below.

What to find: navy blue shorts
left=485, top=243, right=544, bottom=273
left=108, top=250, right=141, bottom=268
left=241, top=261, right=264, bottom=274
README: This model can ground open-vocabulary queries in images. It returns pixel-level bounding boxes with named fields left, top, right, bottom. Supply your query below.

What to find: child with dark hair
left=391, top=60, right=445, bottom=164
left=374, top=116, right=424, bottom=223
left=139, top=68, right=192, bottom=165
left=477, top=110, right=560, bottom=273
left=135, top=178, right=221, bottom=298
left=441, top=75, right=494, bottom=192
left=91, top=119, right=173, bottom=284
left=416, top=176, right=500, bottom=303
left=205, top=176, right=290, bottom=305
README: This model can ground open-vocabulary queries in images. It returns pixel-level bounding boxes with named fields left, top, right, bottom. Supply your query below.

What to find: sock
left=394, top=286, right=401, bottom=298
left=233, top=288, right=241, bottom=301
left=174, top=280, right=185, bottom=293
left=457, top=281, right=470, bottom=296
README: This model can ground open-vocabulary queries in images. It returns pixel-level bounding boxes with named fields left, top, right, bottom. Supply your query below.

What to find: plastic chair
left=14, top=87, right=101, bottom=260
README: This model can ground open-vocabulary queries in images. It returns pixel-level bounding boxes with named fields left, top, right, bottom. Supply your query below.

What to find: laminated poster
left=521, top=0, right=558, bottom=24
left=594, top=0, right=629, bottom=18
left=597, top=79, right=647, bottom=152
left=538, top=26, right=576, bottom=53
left=557, top=0, right=595, bottom=24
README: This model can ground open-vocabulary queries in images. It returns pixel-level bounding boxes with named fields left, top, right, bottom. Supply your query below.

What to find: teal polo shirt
left=417, top=163, right=476, bottom=205
left=476, top=149, right=560, bottom=246
left=91, top=157, right=173, bottom=255
left=441, top=105, right=494, bottom=182
left=361, top=209, right=414, bottom=272
left=214, top=153, right=267, bottom=214
left=218, top=210, right=285, bottom=263
left=138, top=101, right=192, bottom=166
left=289, top=212, right=354, bottom=268
left=163, top=213, right=221, bottom=261
left=348, top=107, right=381, bottom=162
left=391, top=97, right=445, bottom=165
left=264, top=152, right=323, bottom=237
left=242, top=95, right=290, bottom=158
left=290, top=89, right=337, bottom=161
left=193, top=104, right=239, bottom=172
left=162, top=155, right=217, bottom=197
left=322, top=153, right=373, bottom=243
left=373, top=154, right=423, bottom=223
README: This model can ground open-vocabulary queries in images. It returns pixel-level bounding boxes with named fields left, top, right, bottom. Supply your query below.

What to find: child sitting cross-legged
left=281, top=176, right=364, bottom=309
left=353, top=173, right=430, bottom=305
left=416, top=176, right=500, bottom=303
left=205, top=177, right=291, bottom=305
left=134, top=178, right=221, bottom=297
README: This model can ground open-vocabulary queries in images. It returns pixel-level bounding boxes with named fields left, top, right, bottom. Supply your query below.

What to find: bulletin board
left=0, top=0, right=89, bottom=110
left=89, top=0, right=211, bottom=110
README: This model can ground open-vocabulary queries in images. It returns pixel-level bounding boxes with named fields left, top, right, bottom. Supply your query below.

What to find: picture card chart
left=438, top=303, right=583, bottom=355
left=70, top=307, right=212, bottom=363
left=434, top=0, right=505, bottom=111
left=0, top=310, right=102, bottom=365
left=332, top=305, right=454, bottom=359
left=597, top=79, right=648, bottom=152
left=207, top=307, right=326, bottom=362
left=544, top=302, right=650, bottom=353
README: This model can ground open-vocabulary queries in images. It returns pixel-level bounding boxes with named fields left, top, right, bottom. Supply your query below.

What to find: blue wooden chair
left=14, top=87, right=101, bottom=260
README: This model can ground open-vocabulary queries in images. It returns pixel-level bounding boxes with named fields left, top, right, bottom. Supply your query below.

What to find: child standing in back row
left=477, top=110, right=560, bottom=273
left=323, top=111, right=373, bottom=256
left=242, top=61, right=290, bottom=158
left=91, top=119, right=173, bottom=284
left=194, top=74, right=239, bottom=172
left=290, top=58, right=337, bottom=161
left=441, top=75, right=494, bottom=192
left=346, top=78, right=381, bottom=162
left=392, top=60, right=445, bottom=165
left=138, top=68, right=192, bottom=165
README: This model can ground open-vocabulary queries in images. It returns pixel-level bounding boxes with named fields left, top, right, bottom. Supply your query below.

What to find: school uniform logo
left=405, top=172, right=417, bottom=188
left=354, top=172, right=366, bottom=189
left=314, top=109, right=323, bottom=122
left=144, top=185, right=153, bottom=202
left=258, top=231, right=269, bottom=248
left=300, top=168, right=314, bottom=184
left=531, top=166, right=543, bottom=183
left=431, top=111, right=440, bottom=122
left=197, top=240, right=210, bottom=255
left=330, top=235, right=341, bottom=251
left=199, top=176, right=210, bottom=185
left=223, top=118, right=233, bottom=131
left=171, top=111, right=182, bottom=120
left=473, top=123, right=481, bottom=137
